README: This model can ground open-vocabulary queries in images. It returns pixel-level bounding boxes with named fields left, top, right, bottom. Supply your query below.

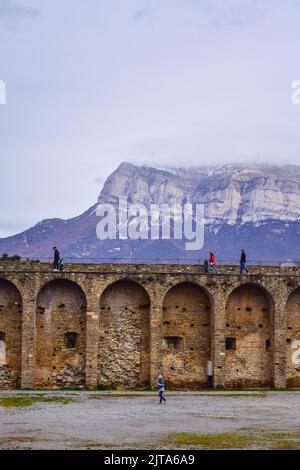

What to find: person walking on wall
left=240, top=249, right=249, bottom=274
left=203, top=259, right=209, bottom=273
left=209, top=252, right=220, bottom=274
left=58, top=257, right=65, bottom=272
left=157, top=374, right=166, bottom=404
left=53, top=246, right=60, bottom=271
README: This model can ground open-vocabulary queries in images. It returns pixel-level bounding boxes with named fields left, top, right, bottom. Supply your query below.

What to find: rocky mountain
left=1, top=162, right=300, bottom=264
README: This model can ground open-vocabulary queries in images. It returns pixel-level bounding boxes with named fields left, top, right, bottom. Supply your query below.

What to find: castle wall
left=224, top=284, right=274, bottom=388
left=0, top=279, right=22, bottom=388
left=98, top=280, right=150, bottom=388
left=162, top=282, right=211, bottom=389
left=286, top=288, right=300, bottom=387
left=35, top=279, right=86, bottom=388
left=0, top=261, right=299, bottom=389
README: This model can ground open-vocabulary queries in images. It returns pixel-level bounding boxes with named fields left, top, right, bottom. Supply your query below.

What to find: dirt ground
left=1, top=390, right=300, bottom=449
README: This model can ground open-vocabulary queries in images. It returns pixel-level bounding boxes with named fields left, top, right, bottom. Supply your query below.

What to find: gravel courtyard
left=1, top=390, right=300, bottom=450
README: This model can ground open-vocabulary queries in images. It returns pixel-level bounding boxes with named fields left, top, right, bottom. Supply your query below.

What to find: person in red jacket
left=209, top=252, right=220, bottom=274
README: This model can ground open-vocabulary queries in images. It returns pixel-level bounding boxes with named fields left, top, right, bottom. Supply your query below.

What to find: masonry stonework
left=0, top=262, right=300, bottom=390
left=162, top=282, right=211, bottom=389
left=224, top=284, right=274, bottom=388
left=98, top=280, right=150, bottom=388
left=35, top=279, right=87, bottom=388
left=286, top=287, right=300, bottom=387
left=0, top=279, right=22, bottom=388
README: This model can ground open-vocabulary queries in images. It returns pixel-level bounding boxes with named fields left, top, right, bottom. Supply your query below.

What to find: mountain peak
left=2, top=162, right=300, bottom=262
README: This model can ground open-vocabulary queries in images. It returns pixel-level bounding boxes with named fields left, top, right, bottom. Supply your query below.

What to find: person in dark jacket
left=240, top=249, right=249, bottom=274
left=53, top=247, right=60, bottom=271
left=204, top=259, right=209, bottom=273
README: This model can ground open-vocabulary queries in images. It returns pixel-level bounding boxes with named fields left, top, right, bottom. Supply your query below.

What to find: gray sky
left=0, top=0, right=300, bottom=237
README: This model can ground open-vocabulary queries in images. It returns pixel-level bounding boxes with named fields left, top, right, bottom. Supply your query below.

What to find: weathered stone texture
left=286, top=287, right=300, bottom=387
left=0, top=279, right=22, bottom=388
left=1, top=261, right=300, bottom=389
left=162, top=282, right=211, bottom=389
left=35, top=279, right=86, bottom=388
left=224, top=284, right=273, bottom=388
left=99, top=280, right=150, bottom=388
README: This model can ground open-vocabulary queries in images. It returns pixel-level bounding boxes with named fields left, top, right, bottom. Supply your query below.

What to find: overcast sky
left=0, top=0, right=300, bottom=237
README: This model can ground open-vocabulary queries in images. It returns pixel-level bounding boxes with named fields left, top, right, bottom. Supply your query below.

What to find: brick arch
left=225, top=282, right=275, bottom=309
left=35, top=279, right=87, bottom=388
left=161, top=280, right=214, bottom=306
left=285, top=287, right=300, bottom=387
left=0, top=279, right=23, bottom=389
left=99, top=276, right=154, bottom=303
left=99, top=279, right=151, bottom=388
left=225, top=283, right=274, bottom=388
left=36, top=276, right=87, bottom=302
left=162, top=282, right=212, bottom=389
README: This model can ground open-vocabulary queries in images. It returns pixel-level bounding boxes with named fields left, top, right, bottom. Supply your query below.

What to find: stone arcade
left=1, top=261, right=300, bottom=390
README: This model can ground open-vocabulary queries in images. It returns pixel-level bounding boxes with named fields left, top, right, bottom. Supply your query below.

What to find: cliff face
left=101, top=162, right=300, bottom=228
left=1, top=162, right=300, bottom=262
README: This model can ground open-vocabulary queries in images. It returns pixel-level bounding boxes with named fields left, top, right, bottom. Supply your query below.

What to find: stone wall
left=162, top=282, right=211, bottom=389
left=0, top=261, right=300, bottom=389
left=286, top=287, right=300, bottom=387
left=35, top=279, right=86, bottom=388
left=0, top=279, right=22, bottom=388
left=98, top=280, right=150, bottom=388
left=224, top=284, right=273, bottom=388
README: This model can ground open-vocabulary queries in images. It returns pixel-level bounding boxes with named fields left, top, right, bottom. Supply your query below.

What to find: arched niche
left=99, top=280, right=150, bottom=388
left=35, top=279, right=87, bottom=388
left=225, top=283, right=274, bottom=388
left=162, top=282, right=212, bottom=389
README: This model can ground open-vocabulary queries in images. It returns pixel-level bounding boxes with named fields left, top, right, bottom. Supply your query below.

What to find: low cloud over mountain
left=1, top=162, right=300, bottom=263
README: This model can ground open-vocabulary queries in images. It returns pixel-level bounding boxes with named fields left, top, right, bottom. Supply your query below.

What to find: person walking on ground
left=157, top=374, right=166, bottom=404
left=53, top=246, right=60, bottom=271
left=209, top=252, right=220, bottom=274
left=240, top=249, right=249, bottom=274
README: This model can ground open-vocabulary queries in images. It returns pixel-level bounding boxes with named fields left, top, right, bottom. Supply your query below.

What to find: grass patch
left=94, top=385, right=153, bottom=392
left=193, top=393, right=267, bottom=397
left=165, top=432, right=254, bottom=449
left=59, top=386, right=85, bottom=391
left=210, top=387, right=300, bottom=392
left=88, top=393, right=155, bottom=399
left=0, top=395, right=75, bottom=407
left=80, top=442, right=116, bottom=449
left=95, top=384, right=118, bottom=391
left=164, top=432, right=300, bottom=450
left=87, top=392, right=266, bottom=400
left=265, top=433, right=300, bottom=450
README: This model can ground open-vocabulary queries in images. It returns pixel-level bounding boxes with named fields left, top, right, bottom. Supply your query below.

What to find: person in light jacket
left=157, top=374, right=166, bottom=404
